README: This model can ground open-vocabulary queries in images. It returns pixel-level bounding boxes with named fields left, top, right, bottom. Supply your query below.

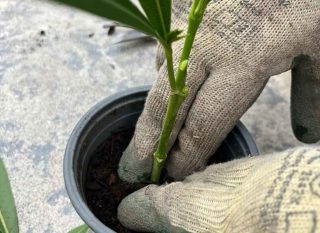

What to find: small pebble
left=108, top=26, right=116, bottom=36
left=107, top=173, right=117, bottom=185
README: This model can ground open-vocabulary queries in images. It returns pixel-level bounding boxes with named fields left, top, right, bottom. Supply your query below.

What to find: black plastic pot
left=64, top=86, right=259, bottom=233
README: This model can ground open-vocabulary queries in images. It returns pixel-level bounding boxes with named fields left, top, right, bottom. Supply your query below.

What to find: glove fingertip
left=118, top=185, right=159, bottom=232
left=118, top=139, right=152, bottom=183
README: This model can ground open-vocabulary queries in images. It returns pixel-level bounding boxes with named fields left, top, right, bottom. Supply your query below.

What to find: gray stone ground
left=0, top=0, right=318, bottom=232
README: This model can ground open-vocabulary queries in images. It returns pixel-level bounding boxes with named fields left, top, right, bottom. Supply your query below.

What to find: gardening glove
left=118, top=0, right=320, bottom=182
left=118, top=146, right=320, bottom=232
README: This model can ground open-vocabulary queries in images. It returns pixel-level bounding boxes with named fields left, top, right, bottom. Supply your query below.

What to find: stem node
left=179, top=60, right=189, bottom=71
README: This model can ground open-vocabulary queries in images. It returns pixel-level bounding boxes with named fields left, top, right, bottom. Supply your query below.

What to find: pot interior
left=74, top=95, right=146, bottom=199
left=65, top=87, right=258, bottom=233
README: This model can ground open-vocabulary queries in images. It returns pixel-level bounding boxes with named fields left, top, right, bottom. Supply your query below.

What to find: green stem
left=151, top=88, right=188, bottom=183
left=164, top=45, right=176, bottom=90
left=151, top=0, right=210, bottom=183
left=175, top=0, right=208, bottom=90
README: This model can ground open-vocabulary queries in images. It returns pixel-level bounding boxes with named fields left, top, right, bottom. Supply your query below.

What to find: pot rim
left=64, top=86, right=152, bottom=233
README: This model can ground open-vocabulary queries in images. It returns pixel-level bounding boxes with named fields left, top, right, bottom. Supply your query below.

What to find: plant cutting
left=54, top=0, right=211, bottom=183
left=56, top=0, right=259, bottom=232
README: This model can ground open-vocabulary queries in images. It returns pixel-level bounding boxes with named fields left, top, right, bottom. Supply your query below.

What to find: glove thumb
left=291, top=54, right=320, bottom=143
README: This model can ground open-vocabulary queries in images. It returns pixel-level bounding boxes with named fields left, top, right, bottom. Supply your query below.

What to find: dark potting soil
left=85, top=128, right=146, bottom=233
left=84, top=127, right=227, bottom=232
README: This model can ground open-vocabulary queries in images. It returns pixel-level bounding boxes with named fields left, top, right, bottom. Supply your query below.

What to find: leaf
left=68, top=224, right=89, bottom=233
left=166, top=29, right=184, bottom=44
left=0, top=159, right=19, bottom=233
left=53, top=0, right=157, bottom=38
left=139, top=0, right=171, bottom=39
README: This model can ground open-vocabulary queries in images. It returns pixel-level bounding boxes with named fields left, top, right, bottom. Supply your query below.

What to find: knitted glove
left=118, top=147, right=320, bottom=233
left=118, top=0, right=320, bottom=182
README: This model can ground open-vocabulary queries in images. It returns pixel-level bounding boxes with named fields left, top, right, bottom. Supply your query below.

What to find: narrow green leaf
left=53, top=0, right=157, bottom=37
left=166, top=29, right=184, bottom=44
left=139, top=0, right=171, bottom=38
left=68, top=224, right=89, bottom=233
left=0, top=159, right=18, bottom=233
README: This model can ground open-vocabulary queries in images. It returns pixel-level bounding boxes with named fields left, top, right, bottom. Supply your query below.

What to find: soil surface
left=85, top=128, right=145, bottom=233
left=84, top=127, right=229, bottom=232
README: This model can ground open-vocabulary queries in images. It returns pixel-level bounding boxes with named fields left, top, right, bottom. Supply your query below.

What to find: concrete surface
left=0, top=0, right=318, bottom=232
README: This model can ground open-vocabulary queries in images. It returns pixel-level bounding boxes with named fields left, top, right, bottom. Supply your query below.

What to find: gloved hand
left=118, top=147, right=320, bottom=232
left=118, top=0, right=320, bottom=182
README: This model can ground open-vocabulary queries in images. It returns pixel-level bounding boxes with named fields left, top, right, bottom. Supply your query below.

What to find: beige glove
left=118, top=0, right=320, bottom=182
left=118, top=146, right=320, bottom=232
